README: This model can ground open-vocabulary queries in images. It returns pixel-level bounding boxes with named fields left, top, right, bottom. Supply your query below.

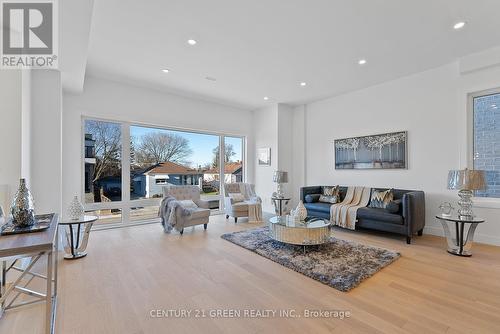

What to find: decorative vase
left=295, top=201, right=308, bottom=221
left=67, top=196, right=84, bottom=220
left=10, top=178, right=35, bottom=227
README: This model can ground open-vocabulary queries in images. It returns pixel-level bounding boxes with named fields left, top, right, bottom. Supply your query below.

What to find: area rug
left=221, top=227, right=400, bottom=292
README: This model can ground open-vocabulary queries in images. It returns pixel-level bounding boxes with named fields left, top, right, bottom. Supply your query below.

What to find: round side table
left=271, top=196, right=291, bottom=217
left=59, top=215, right=98, bottom=259
left=435, top=215, right=485, bottom=257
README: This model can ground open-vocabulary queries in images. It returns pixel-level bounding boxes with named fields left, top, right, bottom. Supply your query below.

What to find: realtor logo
left=1, top=0, right=58, bottom=68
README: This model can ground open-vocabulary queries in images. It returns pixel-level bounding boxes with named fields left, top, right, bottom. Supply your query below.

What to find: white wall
left=30, top=70, right=63, bottom=215
left=0, top=70, right=62, bottom=218
left=277, top=104, right=293, bottom=199
left=291, top=105, right=306, bottom=206
left=0, top=70, right=23, bottom=212
left=299, top=58, right=500, bottom=245
left=252, top=105, right=278, bottom=212
left=62, top=76, right=254, bottom=213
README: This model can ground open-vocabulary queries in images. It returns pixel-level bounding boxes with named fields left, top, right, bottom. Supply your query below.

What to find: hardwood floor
left=1, top=213, right=500, bottom=334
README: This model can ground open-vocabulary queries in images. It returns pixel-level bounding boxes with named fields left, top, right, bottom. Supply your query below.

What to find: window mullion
left=122, top=123, right=131, bottom=222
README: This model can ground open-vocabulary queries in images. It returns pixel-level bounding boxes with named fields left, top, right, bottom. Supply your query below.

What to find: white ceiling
left=84, top=0, right=500, bottom=110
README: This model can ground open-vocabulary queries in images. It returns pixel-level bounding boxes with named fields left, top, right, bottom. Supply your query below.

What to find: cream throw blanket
left=330, top=187, right=371, bottom=230
left=238, top=183, right=263, bottom=222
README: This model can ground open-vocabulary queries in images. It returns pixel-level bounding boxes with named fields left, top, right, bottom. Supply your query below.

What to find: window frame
left=81, top=116, right=247, bottom=227
left=467, top=87, right=500, bottom=208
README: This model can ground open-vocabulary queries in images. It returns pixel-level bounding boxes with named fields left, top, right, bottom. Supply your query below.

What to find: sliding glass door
left=82, top=118, right=245, bottom=226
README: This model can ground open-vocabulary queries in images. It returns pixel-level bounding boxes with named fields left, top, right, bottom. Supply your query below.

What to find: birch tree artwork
left=334, top=131, right=407, bottom=169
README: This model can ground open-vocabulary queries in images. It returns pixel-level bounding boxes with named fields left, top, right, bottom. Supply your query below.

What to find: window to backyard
left=83, top=119, right=245, bottom=226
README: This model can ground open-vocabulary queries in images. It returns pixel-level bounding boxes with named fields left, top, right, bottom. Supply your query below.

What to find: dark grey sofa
left=300, top=186, right=425, bottom=244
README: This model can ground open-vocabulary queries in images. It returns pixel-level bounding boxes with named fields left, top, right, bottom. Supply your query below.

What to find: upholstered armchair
left=224, top=183, right=262, bottom=223
left=162, top=185, right=211, bottom=234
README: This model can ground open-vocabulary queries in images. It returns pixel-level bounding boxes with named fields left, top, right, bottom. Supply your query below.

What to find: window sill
left=473, top=197, right=500, bottom=209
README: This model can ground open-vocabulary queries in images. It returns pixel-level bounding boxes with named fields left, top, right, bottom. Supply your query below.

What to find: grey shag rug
left=221, top=227, right=400, bottom=292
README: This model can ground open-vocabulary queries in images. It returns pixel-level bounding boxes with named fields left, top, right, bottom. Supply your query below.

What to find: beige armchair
left=224, top=183, right=262, bottom=223
left=162, top=185, right=210, bottom=234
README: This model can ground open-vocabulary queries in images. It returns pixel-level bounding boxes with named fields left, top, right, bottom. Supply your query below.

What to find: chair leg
left=234, top=217, right=238, bottom=223
left=204, top=224, right=207, bottom=230
left=180, top=229, right=184, bottom=235
left=417, top=229, right=423, bottom=236
left=226, top=215, right=229, bottom=219
left=406, top=236, right=411, bottom=244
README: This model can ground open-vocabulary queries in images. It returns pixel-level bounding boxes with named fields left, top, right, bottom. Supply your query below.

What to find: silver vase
left=11, top=178, right=35, bottom=227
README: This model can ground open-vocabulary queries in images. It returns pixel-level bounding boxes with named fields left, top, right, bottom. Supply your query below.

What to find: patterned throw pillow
left=319, top=195, right=339, bottom=204
left=322, top=186, right=339, bottom=197
left=369, top=189, right=394, bottom=209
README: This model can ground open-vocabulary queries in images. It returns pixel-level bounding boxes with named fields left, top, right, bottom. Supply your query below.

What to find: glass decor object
left=438, top=202, right=454, bottom=217
left=295, top=201, right=308, bottom=221
left=447, top=169, right=486, bottom=218
left=10, top=178, right=35, bottom=227
left=67, top=196, right=84, bottom=220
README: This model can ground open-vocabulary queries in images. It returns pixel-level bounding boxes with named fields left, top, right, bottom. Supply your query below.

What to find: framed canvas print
left=258, top=147, right=271, bottom=166
left=334, top=131, right=407, bottom=170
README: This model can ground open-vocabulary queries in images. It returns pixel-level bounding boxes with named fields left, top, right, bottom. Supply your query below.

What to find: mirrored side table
left=435, top=215, right=485, bottom=257
left=59, top=215, right=98, bottom=259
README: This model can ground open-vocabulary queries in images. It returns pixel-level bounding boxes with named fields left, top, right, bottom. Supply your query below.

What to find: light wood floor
left=1, top=213, right=500, bottom=334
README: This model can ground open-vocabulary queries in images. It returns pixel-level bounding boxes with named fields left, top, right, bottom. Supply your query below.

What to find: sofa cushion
left=305, top=194, right=320, bottom=203
left=385, top=199, right=401, bottom=214
left=304, top=202, right=332, bottom=214
left=232, top=202, right=249, bottom=212
left=357, top=207, right=403, bottom=225
left=188, top=208, right=211, bottom=220
left=228, top=193, right=245, bottom=203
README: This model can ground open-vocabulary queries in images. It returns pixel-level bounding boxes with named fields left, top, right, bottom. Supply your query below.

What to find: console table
left=0, top=213, right=59, bottom=334
left=435, top=214, right=484, bottom=257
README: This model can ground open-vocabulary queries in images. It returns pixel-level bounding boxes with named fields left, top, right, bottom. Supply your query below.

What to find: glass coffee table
left=268, top=216, right=331, bottom=253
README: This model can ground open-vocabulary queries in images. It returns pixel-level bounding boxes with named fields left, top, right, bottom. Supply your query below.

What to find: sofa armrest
left=195, top=199, right=211, bottom=209
left=402, top=191, right=425, bottom=235
left=300, top=186, right=322, bottom=202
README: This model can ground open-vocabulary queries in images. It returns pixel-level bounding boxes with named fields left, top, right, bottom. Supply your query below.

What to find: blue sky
left=131, top=125, right=242, bottom=167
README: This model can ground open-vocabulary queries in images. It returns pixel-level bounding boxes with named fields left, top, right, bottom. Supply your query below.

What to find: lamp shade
left=273, top=171, right=288, bottom=183
left=447, top=169, right=486, bottom=191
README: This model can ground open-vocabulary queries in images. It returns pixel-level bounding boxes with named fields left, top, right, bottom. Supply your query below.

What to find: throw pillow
left=178, top=200, right=198, bottom=209
left=385, top=199, right=401, bottom=213
left=228, top=193, right=245, bottom=203
left=322, top=186, right=339, bottom=197
left=304, top=194, right=320, bottom=203
left=369, top=189, right=394, bottom=209
left=319, top=195, right=339, bottom=204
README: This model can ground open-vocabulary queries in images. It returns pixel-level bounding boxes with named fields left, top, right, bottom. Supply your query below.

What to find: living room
left=1, top=1, right=500, bottom=333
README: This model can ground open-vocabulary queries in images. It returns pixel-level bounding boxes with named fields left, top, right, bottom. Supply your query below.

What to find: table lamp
left=447, top=168, right=486, bottom=218
left=273, top=171, right=288, bottom=198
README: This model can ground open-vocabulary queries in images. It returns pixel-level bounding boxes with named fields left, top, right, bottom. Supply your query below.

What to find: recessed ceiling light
left=492, top=104, right=497, bottom=107
left=205, top=76, right=216, bottom=81
left=187, top=39, right=197, bottom=45
left=358, top=59, right=367, bottom=65
left=453, top=21, right=466, bottom=30
left=161, top=69, right=170, bottom=73
left=263, top=96, right=269, bottom=100
left=300, top=82, right=307, bottom=87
